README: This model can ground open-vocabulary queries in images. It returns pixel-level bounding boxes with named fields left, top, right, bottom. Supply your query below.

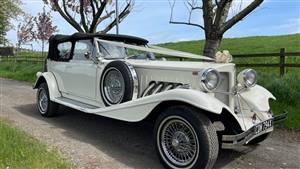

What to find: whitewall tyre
left=154, top=105, right=219, bottom=169
left=37, top=83, right=58, bottom=117
left=100, top=61, right=138, bottom=106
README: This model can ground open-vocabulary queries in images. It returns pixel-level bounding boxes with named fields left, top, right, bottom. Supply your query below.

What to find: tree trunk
left=203, top=39, right=221, bottom=58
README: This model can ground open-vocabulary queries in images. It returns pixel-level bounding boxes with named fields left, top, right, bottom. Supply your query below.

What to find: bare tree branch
left=90, top=0, right=96, bottom=17
left=93, top=0, right=99, bottom=9
left=168, top=0, right=176, bottom=23
left=168, top=0, right=264, bottom=58
left=55, top=0, right=84, bottom=32
left=187, top=0, right=202, bottom=10
left=89, top=1, right=107, bottom=33
left=215, top=0, right=220, bottom=7
left=97, top=10, right=115, bottom=25
left=169, top=0, right=204, bottom=30
left=79, top=0, right=88, bottom=32
left=99, top=1, right=133, bottom=33
left=43, top=0, right=134, bottom=33
left=170, top=21, right=205, bottom=30
left=221, top=0, right=263, bottom=34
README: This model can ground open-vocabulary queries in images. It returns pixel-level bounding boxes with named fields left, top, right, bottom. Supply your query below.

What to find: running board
left=51, top=95, right=159, bottom=122
left=54, top=97, right=100, bottom=111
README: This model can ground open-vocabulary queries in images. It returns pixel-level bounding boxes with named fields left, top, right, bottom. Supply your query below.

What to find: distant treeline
left=0, top=47, right=35, bottom=56
left=0, top=47, right=15, bottom=56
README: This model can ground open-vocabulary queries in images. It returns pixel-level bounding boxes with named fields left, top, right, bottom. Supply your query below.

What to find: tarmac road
left=0, top=78, right=299, bottom=169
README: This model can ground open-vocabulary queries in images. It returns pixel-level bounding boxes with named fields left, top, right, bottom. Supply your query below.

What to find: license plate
left=254, top=119, right=273, bottom=134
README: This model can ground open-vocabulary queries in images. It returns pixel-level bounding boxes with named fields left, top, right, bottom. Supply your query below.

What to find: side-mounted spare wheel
left=37, top=83, right=59, bottom=117
left=154, top=105, right=219, bottom=169
left=100, top=60, right=138, bottom=106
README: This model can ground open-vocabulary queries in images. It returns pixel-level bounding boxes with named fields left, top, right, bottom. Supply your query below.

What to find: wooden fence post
left=280, top=48, right=285, bottom=77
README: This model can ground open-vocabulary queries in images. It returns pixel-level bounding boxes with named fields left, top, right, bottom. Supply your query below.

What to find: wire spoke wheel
left=158, top=116, right=199, bottom=168
left=36, top=83, right=59, bottom=117
left=38, top=88, right=48, bottom=113
left=103, top=68, right=125, bottom=104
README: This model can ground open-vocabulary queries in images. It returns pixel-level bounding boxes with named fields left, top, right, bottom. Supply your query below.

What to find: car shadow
left=15, top=103, right=258, bottom=169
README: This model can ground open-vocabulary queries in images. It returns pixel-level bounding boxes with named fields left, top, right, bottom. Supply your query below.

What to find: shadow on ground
left=15, top=103, right=256, bottom=169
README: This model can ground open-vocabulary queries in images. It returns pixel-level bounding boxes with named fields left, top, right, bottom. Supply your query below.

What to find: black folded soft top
left=49, top=33, right=148, bottom=45
left=48, top=33, right=148, bottom=60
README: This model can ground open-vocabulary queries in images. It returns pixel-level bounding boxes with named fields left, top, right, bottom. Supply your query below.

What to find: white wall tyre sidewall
left=37, top=87, right=48, bottom=115
left=156, top=115, right=200, bottom=169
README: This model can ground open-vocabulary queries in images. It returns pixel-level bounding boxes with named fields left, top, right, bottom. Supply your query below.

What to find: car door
left=62, top=40, right=98, bottom=100
left=49, top=41, right=73, bottom=94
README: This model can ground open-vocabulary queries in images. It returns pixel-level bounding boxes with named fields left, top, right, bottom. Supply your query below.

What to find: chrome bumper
left=221, top=112, right=288, bottom=149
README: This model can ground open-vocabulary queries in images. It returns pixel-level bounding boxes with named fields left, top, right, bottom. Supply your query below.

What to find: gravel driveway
left=0, top=78, right=299, bottom=169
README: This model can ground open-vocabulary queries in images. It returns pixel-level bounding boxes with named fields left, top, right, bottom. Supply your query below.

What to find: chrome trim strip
left=124, top=61, right=139, bottom=100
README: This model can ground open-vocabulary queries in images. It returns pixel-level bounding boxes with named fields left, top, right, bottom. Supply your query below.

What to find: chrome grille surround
left=215, top=72, right=230, bottom=105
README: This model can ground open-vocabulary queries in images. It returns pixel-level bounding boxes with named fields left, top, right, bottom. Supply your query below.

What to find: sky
left=6, top=0, right=300, bottom=50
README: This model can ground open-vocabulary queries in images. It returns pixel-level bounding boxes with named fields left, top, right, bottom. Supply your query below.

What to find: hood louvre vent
left=141, top=82, right=183, bottom=97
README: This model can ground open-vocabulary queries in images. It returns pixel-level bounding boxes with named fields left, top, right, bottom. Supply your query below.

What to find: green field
left=0, top=33, right=299, bottom=129
left=160, top=33, right=300, bottom=54
left=0, top=120, right=70, bottom=169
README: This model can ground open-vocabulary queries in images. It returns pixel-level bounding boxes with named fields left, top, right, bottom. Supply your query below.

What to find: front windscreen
left=125, top=48, right=156, bottom=60
left=98, top=41, right=155, bottom=60
left=98, top=41, right=127, bottom=59
left=96, top=38, right=213, bottom=61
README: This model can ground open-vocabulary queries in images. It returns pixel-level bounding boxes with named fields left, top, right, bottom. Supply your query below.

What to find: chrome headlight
left=200, top=68, right=220, bottom=91
left=237, top=69, right=257, bottom=88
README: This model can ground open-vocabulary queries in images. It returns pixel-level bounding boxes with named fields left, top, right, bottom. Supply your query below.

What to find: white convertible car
left=34, top=33, right=287, bottom=169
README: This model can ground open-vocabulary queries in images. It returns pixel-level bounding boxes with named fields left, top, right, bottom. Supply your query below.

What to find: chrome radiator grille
left=215, top=72, right=230, bottom=105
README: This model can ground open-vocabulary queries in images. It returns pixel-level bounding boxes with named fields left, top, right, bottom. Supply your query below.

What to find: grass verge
left=0, top=119, right=70, bottom=169
left=0, top=61, right=42, bottom=83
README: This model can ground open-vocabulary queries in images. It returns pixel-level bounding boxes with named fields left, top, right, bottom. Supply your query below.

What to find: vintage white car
left=34, top=33, right=287, bottom=169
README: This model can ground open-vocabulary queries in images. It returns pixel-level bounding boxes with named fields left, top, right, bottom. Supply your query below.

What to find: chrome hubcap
left=171, top=131, right=191, bottom=152
left=103, top=68, right=125, bottom=104
left=38, top=89, right=48, bottom=113
left=160, top=117, right=199, bottom=167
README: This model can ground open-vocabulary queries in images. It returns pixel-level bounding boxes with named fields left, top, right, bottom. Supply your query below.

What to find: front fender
left=33, top=72, right=61, bottom=100
left=151, top=89, right=232, bottom=115
left=239, top=85, right=275, bottom=112
left=80, top=89, right=234, bottom=122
